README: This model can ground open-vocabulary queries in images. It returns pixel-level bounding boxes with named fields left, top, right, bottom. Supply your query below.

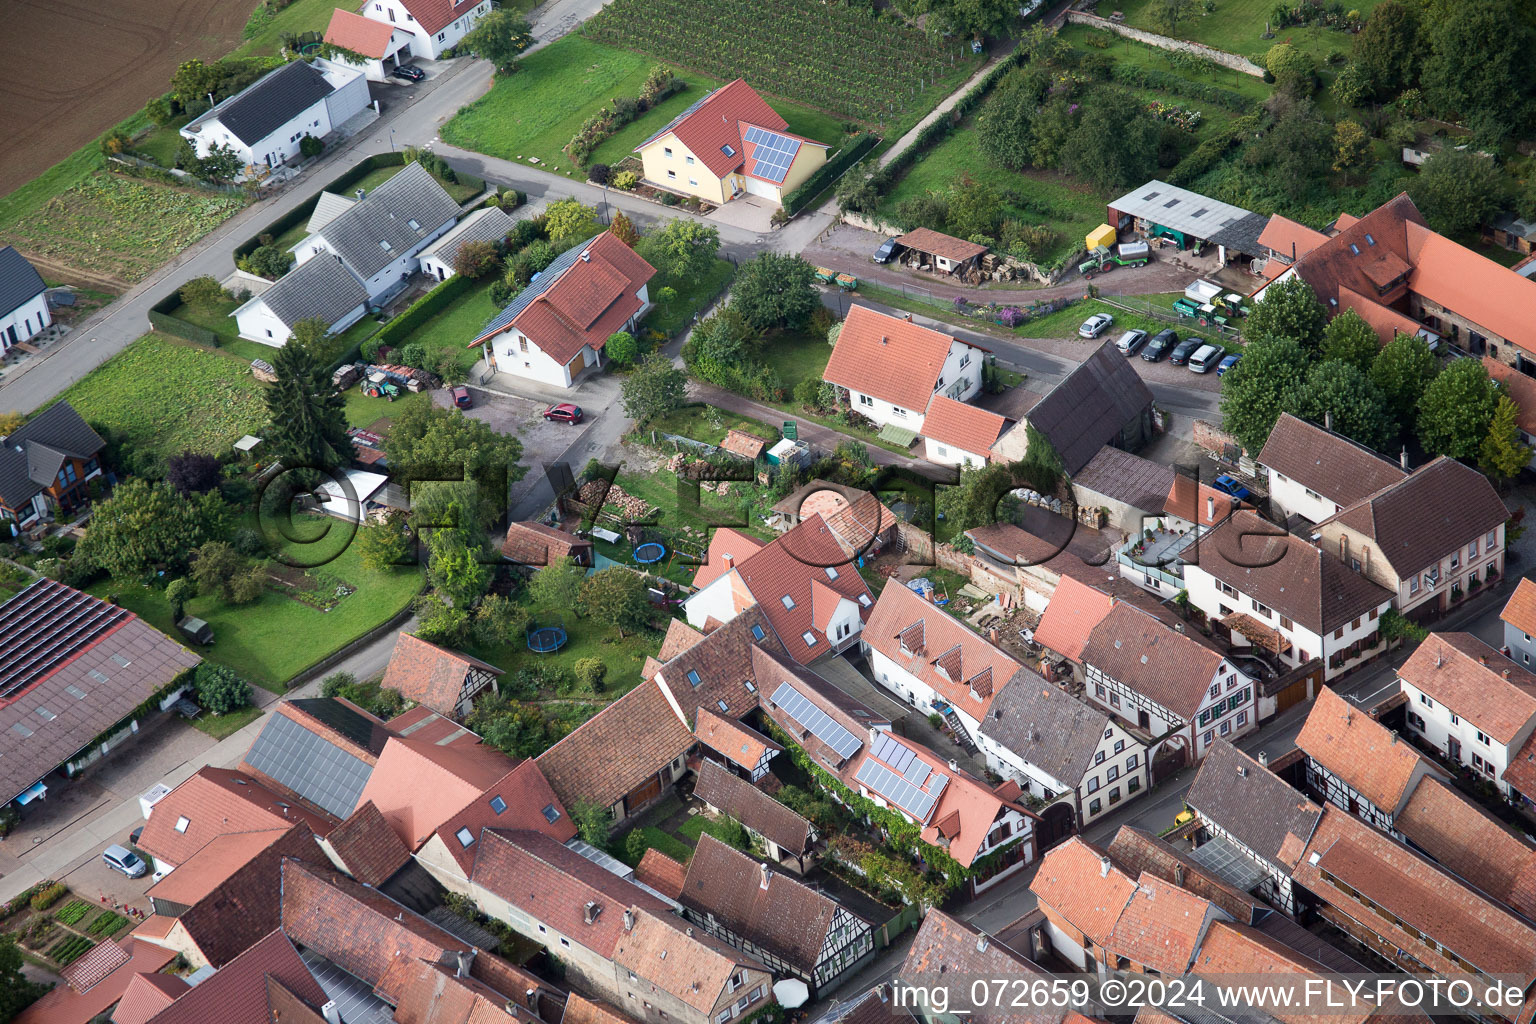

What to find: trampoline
left=633, top=542, right=667, bottom=565
left=526, top=616, right=568, bottom=653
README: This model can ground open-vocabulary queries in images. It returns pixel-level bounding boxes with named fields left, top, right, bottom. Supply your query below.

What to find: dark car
left=1141, top=329, right=1178, bottom=362
left=544, top=403, right=583, bottom=424
left=872, top=237, right=899, bottom=264
left=1216, top=352, right=1243, bottom=377
left=1214, top=474, right=1253, bottom=502
left=451, top=385, right=473, bottom=409
left=1169, top=337, right=1203, bottom=366
left=391, top=64, right=426, bottom=82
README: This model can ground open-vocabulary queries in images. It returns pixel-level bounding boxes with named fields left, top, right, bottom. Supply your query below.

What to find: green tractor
left=1079, top=245, right=1152, bottom=279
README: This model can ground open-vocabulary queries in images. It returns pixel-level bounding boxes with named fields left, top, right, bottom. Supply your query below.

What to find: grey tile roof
left=978, top=674, right=1111, bottom=786
left=421, top=206, right=517, bottom=262
left=1027, top=341, right=1154, bottom=475
left=1186, top=740, right=1321, bottom=868
left=214, top=61, right=336, bottom=147
left=478, top=233, right=599, bottom=339
left=0, top=400, right=104, bottom=511
left=1071, top=447, right=1175, bottom=512
left=317, top=162, right=460, bottom=280
left=0, top=246, right=46, bottom=319
left=692, top=758, right=813, bottom=855
left=306, top=192, right=357, bottom=235
left=256, top=254, right=369, bottom=330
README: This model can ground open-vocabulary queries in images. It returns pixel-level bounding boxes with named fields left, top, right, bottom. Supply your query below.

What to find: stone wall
left=1065, top=11, right=1266, bottom=77
left=1192, top=419, right=1240, bottom=456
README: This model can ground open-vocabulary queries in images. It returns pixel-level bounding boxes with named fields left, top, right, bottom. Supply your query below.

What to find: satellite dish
left=773, top=980, right=810, bottom=1008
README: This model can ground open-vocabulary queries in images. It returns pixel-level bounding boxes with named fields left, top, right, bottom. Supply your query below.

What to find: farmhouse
left=379, top=632, right=503, bottom=720
left=823, top=304, right=986, bottom=433
left=323, top=8, right=416, bottom=81
left=634, top=79, right=828, bottom=206
left=0, top=399, right=106, bottom=532
left=0, top=246, right=51, bottom=356
left=359, top=0, right=493, bottom=61
left=418, top=205, right=518, bottom=282
left=230, top=249, right=369, bottom=345
left=179, top=58, right=370, bottom=177
left=471, top=231, right=656, bottom=389
left=1257, top=413, right=1407, bottom=525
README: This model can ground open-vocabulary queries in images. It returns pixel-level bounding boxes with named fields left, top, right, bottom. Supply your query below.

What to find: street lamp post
left=390, top=128, right=397, bottom=152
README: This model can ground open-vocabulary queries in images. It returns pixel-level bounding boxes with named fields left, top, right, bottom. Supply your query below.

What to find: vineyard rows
left=583, top=0, right=973, bottom=124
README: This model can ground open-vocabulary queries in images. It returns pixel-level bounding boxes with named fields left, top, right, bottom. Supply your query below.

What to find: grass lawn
left=609, top=469, right=753, bottom=540
left=60, top=335, right=267, bottom=470
left=762, top=329, right=829, bottom=393
left=133, top=120, right=192, bottom=168
left=175, top=296, right=385, bottom=368
left=615, top=826, right=694, bottom=866
left=191, top=704, right=264, bottom=739
left=642, top=405, right=777, bottom=446
left=390, top=276, right=500, bottom=363
left=675, top=813, right=744, bottom=845
left=90, top=515, right=424, bottom=692
left=463, top=606, right=663, bottom=695
left=339, top=386, right=431, bottom=429
left=1105, top=0, right=1385, bottom=65
left=235, top=0, right=354, bottom=56
left=442, top=37, right=851, bottom=182
left=880, top=130, right=1106, bottom=268
left=642, top=259, right=736, bottom=339
left=1059, top=26, right=1272, bottom=105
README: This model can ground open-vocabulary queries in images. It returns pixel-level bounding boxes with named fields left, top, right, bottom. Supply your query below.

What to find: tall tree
left=76, top=479, right=230, bottom=579
left=1150, top=0, right=1195, bottom=33
left=1417, top=356, right=1498, bottom=460
left=620, top=352, right=687, bottom=423
left=385, top=402, right=525, bottom=526
left=462, top=10, right=532, bottom=71
left=1352, top=0, right=1423, bottom=98
left=906, top=0, right=1017, bottom=40
left=579, top=566, right=651, bottom=637
left=1244, top=98, right=1332, bottom=200
left=0, top=933, right=45, bottom=1022
left=1409, top=149, right=1512, bottom=236
left=1264, top=43, right=1315, bottom=95
left=945, top=174, right=1003, bottom=240
left=731, top=253, right=818, bottom=331
left=265, top=320, right=351, bottom=473
left=1480, top=395, right=1534, bottom=482
left=1244, top=276, right=1329, bottom=354
left=636, top=219, right=720, bottom=281
left=1332, top=120, right=1372, bottom=176
left=1319, top=309, right=1381, bottom=372
left=529, top=556, right=587, bottom=607
left=1370, top=333, right=1439, bottom=424
left=609, top=210, right=640, bottom=248
left=166, top=450, right=223, bottom=495
left=1420, top=0, right=1535, bottom=142
left=976, top=70, right=1041, bottom=170
left=1219, top=337, right=1310, bottom=453
left=1060, top=90, right=1161, bottom=192
left=1289, top=361, right=1398, bottom=451
left=543, top=198, right=602, bottom=247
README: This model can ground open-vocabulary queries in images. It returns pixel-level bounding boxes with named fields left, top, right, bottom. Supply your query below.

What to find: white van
left=1188, top=343, right=1226, bottom=373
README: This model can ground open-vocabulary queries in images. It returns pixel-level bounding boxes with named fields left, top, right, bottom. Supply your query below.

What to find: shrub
left=100, top=129, right=132, bottom=156
left=31, top=883, right=66, bottom=911
left=195, top=663, right=252, bottom=715
left=574, top=657, right=607, bottom=692
left=589, top=163, right=611, bottom=185
left=179, top=275, right=226, bottom=306
left=320, top=671, right=357, bottom=697
left=792, top=378, right=822, bottom=410
left=612, top=170, right=639, bottom=190
left=299, top=134, right=324, bottom=158
left=454, top=239, right=500, bottom=279
left=238, top=244, right=294, bottom=280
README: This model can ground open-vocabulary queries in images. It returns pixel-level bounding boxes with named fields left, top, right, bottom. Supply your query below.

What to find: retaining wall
left=1065, top=11, right=1266, bottom=77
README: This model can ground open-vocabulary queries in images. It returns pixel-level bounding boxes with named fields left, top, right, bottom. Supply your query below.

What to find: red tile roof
left=922, top=396, right=1008, bottom=457
left=323, top=8, right=398, bottom=57
left=432, top=759, right=576, bottom=874
left=564, top=994, right=644, bottom=1024
left=1395, top=774, right=1536, bottom=916
left=639, top=79, right=787, bottom=179
left=396, top=0, right=484, bottom=35
left=1033, top=574, right=1114, bottom=663
left=863, top=582, right=1019, bottom=721
left=63, top=939, right=132, bottom=993
left=145, top=826, right=292, bottom=908
left=137, top=766, right=332, bottom=866
left=1031, top=837, right=1138, bottom=944
left=900, top=911, right=1056, bottom=1024
left=1485, top=358, right=1536, bottom=434
left=1397, top=632, right=1536, bottom=745
left=1504, top=578, right=1536, bottom=639
left=757, top=649, right=887, bottom=785
left=381, top=633, right=504, bottom=719
left=501, top=521, right=593, bottom=567
left=693, top=707, right=780, bottom=770
left=1295, top=687, right=1438, bottom=815
left=357, top=733, right=515, bottom=849
left=720, top=429, right=769, bottom=460
left=1190, top=922, right=1372, bottom=1024
left=385, top=959, right=522, bottom=1024
left=112, top=972, right=188, bottom=1024
left=141, top=930, right=326, bottom=1024
left=611, top=911, right=759, bottom=1014
left=323, top=800, right=412, bottom=886
left=658, top=618, right=706, bottom=662
left=1405, top=216, right=1536, bottom=356
left=635, top=848, right=688, bottom=899
left=692, top=757, right=813, bottom=855
left=824, top=304, right=964, bottom=414
left=690, top=527, right=765, bottom=590
left=536, top=678, right=692, bottom=811
left=895, top=227, right=988, bottom=264
left=730, top=515, right=873, bottom=663
left=1108, top=873, right=1216, bottom=975
left=13, top=939, right=175, bottom=1024
left=1080, top=600, right=1226, bottom=720
left=1107, top=825, right=1263, bottom=924
left=1257, top=215, right=1328, bottom=262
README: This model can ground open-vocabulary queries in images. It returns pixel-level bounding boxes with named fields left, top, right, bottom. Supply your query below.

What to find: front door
left=1448, top=736, right=1462, bottom=762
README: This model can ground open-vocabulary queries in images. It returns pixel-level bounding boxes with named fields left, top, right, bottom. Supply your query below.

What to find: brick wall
left=1192, top=419, right=1240, bottom=456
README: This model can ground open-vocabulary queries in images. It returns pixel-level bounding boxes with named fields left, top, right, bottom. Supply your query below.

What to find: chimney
left=322, top=1002, right=343, bottom=1024
left=903, top=314, right=913, bottom=322
left=1174, top=864, right=1186, bottom=887
left=355, top=188, right=366, bottom=200
left=976, top=932, right=990, bottom=953
left=1324, top=410, right=1333, bottom=430
left=760, top=863, right=772, bottom=890
left=947, top=759, right=958, bottom=772
left=1505, top=669, right=1512, bottom=679
left=623, top=909, right=635, bottom=932
left=1400, top=448, right=1410, bottom=471
left=1237, top=765, right=1247, bottom=777
left=1390, top=731, right=1399, bottom=744
left=584, top=901, right=601, bottom=925
left=723, top=553, right=734, bottom=569
left=1481, top=655, right=1489, bottom=666
left=456, top=951, right=474, bottom=978
left=1099, top=855, right=1112, bottom=878
left=1175, top=622, right=1185, bottom=634
left=525, top=988, right=539, bottom=1012
left=989, top=626, right=999, bottom=643
left=1258, top=750, right=1269, bottom=767
left=1207, top=495, right=1215, bottom=522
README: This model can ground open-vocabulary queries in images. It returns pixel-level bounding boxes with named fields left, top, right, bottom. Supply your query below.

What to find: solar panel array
left=870, top=732, right=915, bottom=773
left=0, top=580, right=128, bottom=700
left=744, top=127, right=802, bottom=184
left=771, top=681, right=862, bottom=762
left=289, top=697, right=384, bottom=753
left=244, top=711, right=373, bottom=818
left=855, top=757, right=947, bottom=822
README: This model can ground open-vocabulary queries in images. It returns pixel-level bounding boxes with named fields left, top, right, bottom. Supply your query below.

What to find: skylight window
left=718, top=700, right=729, bottom=712
left=721, top=144, right=736, bottom=157
left=1365, top=233, right=1376, bottom=246
left=751, top=625, right=766, bottom=641
left=65, top=685, right=86, bottom=699
left=744, top=680, right=756, bottom=693
left=407, top=218, right=421, bottom=230
left=687, top=670, right=702, bottom=687
left=111, top=654, right=131, bottom=668
left=34, top=707, right=55, bottom=721
left=10, top=723, right=31, bottom=738
left=803, top=631, right=818, bottom=646
left=456, top=827, right=475, bottom=848
left=1348, top=244, right=1359, bottom=255
left=781, top=595, right=796, bottom=610
left=542, top=804, right=562, bottom=824
left=857, top=594, right=872, bottom=607
left=175, top=816, right=190, bottom=833
left=825, top=566, right=839, bottom=580
left=490, top=795, right=507, bottom=815
left=380, top=240, right=393, bottom=251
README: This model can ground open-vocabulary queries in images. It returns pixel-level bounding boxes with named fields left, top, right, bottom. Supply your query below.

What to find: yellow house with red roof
left=634, top=79, right=828, bottom=206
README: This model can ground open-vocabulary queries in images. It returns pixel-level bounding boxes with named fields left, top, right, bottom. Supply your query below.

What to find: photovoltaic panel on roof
left=855, top=758, right=946, bottom=821
left=869, top=732, right=915, bottom=774
left=288, top=697, right=385, bottom=753
left=743, top=126, right=802, bottom=184
left=903, top=759, right=931, bottom=786
left=771, top=681, right=861, bottom=761
left=244, top=710, right=373, bottom=818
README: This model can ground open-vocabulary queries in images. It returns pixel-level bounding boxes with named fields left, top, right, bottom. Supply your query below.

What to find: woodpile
left=576, top=479, right=654, bottom=520
left=250, top=359, right=278, bottom=383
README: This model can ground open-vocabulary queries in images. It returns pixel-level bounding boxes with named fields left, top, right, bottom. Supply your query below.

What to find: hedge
left=1107, top=63, right=1255, bottom=111
left=369, top=273, right=478, bottom=353
left=235, top=152, right=409, bottom=260
left=148, top=292, right=220, bottom=346
left=783, top=132, right=881, bottom=216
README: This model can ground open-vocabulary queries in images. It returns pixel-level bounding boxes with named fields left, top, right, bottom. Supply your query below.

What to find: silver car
left=1078, top=313, right=1115, bottom=338
left=103, top=843, right=147, bottom=878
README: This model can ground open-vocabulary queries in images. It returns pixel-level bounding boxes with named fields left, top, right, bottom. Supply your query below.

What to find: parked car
left=451, top=385, right=473, bottom=409
left=1213, top=474, right=1252, bottom=502
left=129, top=826, right=143, bottom=847
left=1169, top=337, right=1203, bottom=365
left=391, top=64, right=426, bottom=82
left=1189, top=343, right=1226, bottom=373
left=1079, top=313, right=1115, bottom=338
left=872, top=237, right=899, bottom=264
left=544, top=403, right=583, bottom=424
left=1114, top=329, right=1148, bottom=356
left=1141, top=329, right=1178, bottom=361
left=1216, top=352, right=1243, bottom=377
left=103, top=844, right=147, bottom=879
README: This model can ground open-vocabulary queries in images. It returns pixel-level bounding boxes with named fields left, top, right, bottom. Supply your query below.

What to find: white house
left=418, top=206, right=517, bottom=282
left=360, top=0, right=491, bottom=61
left=822, top=304, right=985, bottom=434
left=860, top=582, right=1019, bottom=747
left=1257, top=413, right=1407, bottom=525
left=231, top=248, right=369, bottom=345
left=0, top=246, right=51, bottom=356
left=1396, top=632, right=1536, bottom=798
left=469, top=231, right=655, bottom=389
left=1185, top=510, right=1394, bottom=684
left=919, top=395, right=1007, bottom=469
left=978, top=676, right=1149, bottom=828
left=323, top=8, right=416, bottom=81
left=291, top=160, right=460, bottom=304
left=180, top=58, right=369, bottom=177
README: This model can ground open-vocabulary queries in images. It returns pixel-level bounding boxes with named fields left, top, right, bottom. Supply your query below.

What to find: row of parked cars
left=1078, top=314, right=1241, bottom=375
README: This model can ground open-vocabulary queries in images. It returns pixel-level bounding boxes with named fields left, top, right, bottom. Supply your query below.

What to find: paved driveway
left=706, top=194, right=777, bottom=233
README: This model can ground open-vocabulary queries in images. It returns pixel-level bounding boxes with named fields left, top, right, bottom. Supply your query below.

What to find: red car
left=451, top=385, right=472, bottom=409
left=544, top=403, right=583, bottom=424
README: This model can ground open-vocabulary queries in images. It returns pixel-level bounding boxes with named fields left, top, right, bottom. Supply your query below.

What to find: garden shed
left=893, top=227, right=988, bottom=276
left=1107, top=180, right=1268, bottom=265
